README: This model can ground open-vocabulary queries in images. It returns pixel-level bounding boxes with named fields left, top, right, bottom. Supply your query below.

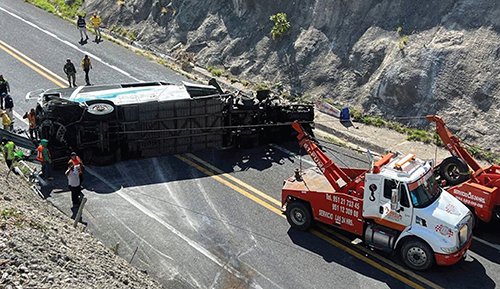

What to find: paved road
left=1, top=1, right=499, bottom=288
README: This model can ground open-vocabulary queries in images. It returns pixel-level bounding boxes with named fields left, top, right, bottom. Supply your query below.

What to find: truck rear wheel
left=401, top=239, right=434, bottom=271
left=286, top=201, right=312, bottom=231
left=439, top=156, right=470, bottom=186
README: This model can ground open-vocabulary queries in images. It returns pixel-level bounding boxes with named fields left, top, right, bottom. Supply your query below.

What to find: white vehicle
left=24, top=80, right=314, bottom=166
left=282, top=122, right=473, bottom=270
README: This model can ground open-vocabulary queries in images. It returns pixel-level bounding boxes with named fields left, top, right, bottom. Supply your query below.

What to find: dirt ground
left=0, top=163, right=161, bottom=289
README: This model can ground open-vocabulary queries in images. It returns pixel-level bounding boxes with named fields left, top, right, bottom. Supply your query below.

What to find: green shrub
left=27, top=0, right=84, bottom=19
left=361, top=115, right=387, bottom=127
left=407, top=129, right=433, bottom=144
left=270, top=13, right=291, bottom=39
left=207, top=66, right=224, bottom=77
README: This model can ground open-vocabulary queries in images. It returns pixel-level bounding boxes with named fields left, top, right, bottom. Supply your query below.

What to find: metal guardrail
left=0, top=128, right=37, bottom=152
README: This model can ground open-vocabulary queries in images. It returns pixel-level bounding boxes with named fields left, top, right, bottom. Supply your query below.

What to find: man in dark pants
left=63, top=59, right=77, bottom=87
left=66, top=162, right=83, bottom=208
left=81, top=55, right=92, bottom=86
left=0, top=75, right=10, bottom=109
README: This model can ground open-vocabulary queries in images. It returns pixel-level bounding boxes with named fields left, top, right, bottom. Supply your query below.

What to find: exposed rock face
left=84, top=0, right=499, bottom=152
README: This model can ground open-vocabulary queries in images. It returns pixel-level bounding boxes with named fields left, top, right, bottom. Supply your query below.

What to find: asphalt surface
left=1, top=1, right=499, bottom=288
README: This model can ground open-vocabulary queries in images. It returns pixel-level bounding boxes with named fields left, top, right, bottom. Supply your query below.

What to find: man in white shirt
left=66, top=162, right=82, bottom=208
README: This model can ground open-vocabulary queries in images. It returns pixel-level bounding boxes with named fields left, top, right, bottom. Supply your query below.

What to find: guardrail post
left=73, top=197, right=87, bottom=228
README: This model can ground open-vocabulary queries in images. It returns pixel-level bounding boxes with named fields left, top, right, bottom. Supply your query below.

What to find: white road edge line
left=0, top=6, right=141, bottom=82
left=473, top=236, right=500, bottom=252
left=85, top=167, right=263, bottom=289
left=13, top=111, right=29, bottom=126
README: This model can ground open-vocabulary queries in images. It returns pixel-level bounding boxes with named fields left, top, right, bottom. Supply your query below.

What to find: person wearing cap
left=69, top=152, right=84, bottom=185
left=1, top=110, right=11, bottom=131
left=0, top=75, right=10, bottom=109
left=63, top=59, right=77, bottom=87
left=36, top=139, right=52, bottom=180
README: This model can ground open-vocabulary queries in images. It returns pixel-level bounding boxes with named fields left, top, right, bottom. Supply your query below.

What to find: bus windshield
left=409, top=173, right=440, bottom=208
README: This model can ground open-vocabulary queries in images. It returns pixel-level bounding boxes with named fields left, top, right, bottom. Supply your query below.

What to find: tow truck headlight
left=459, top=223, right=469, bottom=246
left=440, top=246, right=458, bottom=254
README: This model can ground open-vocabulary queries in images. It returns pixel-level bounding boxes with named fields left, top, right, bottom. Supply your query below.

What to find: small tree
left=396, top=26, right=409, bottom=50
left=270, top=13, right=291, bottom=40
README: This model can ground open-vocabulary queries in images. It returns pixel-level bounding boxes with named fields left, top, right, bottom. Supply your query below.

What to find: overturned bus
left=26, top=79, right=314, bottom=166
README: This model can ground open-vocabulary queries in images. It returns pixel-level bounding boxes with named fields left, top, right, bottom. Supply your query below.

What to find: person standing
left=3, top=94, right=14, bottom=130
left=69, top=152, right=84, bottom=186
left=0, top=75, right=10, bottom=109
left=23, top=108, right=39, bottom=141
left=36, top=139, right=52, bottom=180
left=65, top=162, right=83, bottom=208
left=90, top=12, right=102, bottom=42
left=2, top=139, right=16, bottom=169
left=64, top=59, right=77, bottom=87
left=1, top=110, right=11, bottom=131
left=77, top=15, right=89, bottom=43
left=81, top=55, right=92, bottom=86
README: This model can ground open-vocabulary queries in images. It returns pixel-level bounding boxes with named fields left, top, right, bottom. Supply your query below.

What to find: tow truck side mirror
left=391, top=188, right=400, bottom=211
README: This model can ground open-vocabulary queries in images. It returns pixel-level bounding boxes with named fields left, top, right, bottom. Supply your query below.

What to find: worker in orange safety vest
left=37, top=139, right=52, bottom=180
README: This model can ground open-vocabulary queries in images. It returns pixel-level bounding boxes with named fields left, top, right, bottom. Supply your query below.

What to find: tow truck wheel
left=401, top=239, right=434, bottom=271
left=439, top=156, right=470, bottom=186
left=286, top=201, right=312, bottom=231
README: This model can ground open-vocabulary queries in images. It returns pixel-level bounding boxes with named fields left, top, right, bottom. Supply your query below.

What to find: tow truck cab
left=362, top=154, right=473, bottom=269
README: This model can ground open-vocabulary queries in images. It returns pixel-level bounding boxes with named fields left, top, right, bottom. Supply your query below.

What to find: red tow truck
left=427, top=115, right=500, bottom=224
left=281, top=122, right=473, bottom=270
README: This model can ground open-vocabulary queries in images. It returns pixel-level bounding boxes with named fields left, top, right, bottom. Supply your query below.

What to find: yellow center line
left=186, top=153, right=282, bottom=207
left=1, top=36, right=440, bottom=289
left=175, top=155, right=283, bottom=216
left=311, top=229, right=426, bottom=289
left=317, top=224, right=445, bottom=289
left=183, top=153, right=444, bottom=289
left=0, top=41, right=66, bottom=88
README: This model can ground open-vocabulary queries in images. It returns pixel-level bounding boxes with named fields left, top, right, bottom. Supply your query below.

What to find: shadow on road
left=469, top=221, right=500, bottom=265
left=287, top=227, right=413, bottom=289
left=287, top=224, right=497, bottom=289
left=42, top=142, right=308, bottom=194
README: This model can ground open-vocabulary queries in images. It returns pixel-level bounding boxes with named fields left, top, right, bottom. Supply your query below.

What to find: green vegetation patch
left=270, top=13, right=291, bottom=39
left=207, top=66, right=224, bottom=77
left=27, top=0, right=84, bottom=19
left=350, top=109, right=498, bottom=163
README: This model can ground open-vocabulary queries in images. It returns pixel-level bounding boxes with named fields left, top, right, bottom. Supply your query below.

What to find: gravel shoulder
left=0, top=164, right=162, bottom=289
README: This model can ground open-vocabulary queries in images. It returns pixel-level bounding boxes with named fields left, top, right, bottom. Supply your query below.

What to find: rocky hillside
left=0, top=166, right=161, bottom=289
left=82, top=0, right=499, bottom=153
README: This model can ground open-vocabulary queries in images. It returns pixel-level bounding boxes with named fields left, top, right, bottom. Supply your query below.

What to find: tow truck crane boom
left=426, top=115, right=481, bottom=172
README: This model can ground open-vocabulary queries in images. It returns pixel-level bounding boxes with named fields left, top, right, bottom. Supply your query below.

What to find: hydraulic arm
left=426, top=115, right=481, bottom=172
